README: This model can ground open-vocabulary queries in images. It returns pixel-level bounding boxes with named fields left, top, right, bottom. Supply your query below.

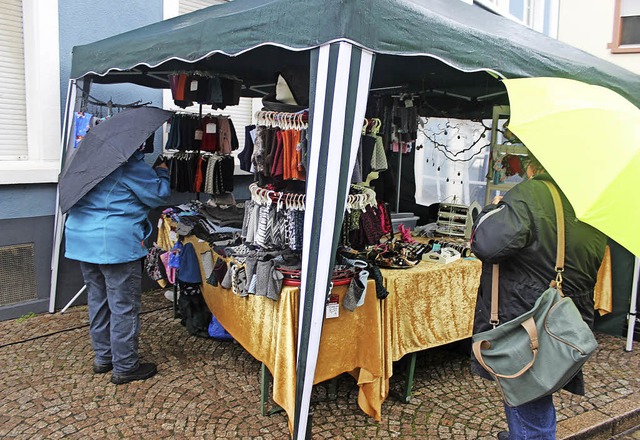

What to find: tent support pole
left=293, top=42, right=375, bottom=440
left=60, top=285, right=87, bottom=314
left=395, top=150, right=402, bottom=213
left=49, top=78, right=90, bottom=313
left=625, top=257, right=639, bottom=351
left=49, top=79, right=78, bottom=313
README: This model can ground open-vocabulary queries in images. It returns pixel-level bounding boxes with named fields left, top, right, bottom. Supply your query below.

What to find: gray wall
left=53, top=0, right=166, bottom=311
left=0, top=185, right=58, bottom=320
left=58, top=0, right=164, bottom=118
left=0, top=1, right=165, bottom=320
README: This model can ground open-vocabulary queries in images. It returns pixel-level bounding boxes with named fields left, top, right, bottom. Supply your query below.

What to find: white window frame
left=522, top=0, right=545, bottom=33
left=0, top=0, right=61, bottom=184
left=473, top=0, right=525, bottom=25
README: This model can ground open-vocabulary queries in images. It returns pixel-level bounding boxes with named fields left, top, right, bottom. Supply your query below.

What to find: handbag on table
left=471, top=181, right=598, bottom=407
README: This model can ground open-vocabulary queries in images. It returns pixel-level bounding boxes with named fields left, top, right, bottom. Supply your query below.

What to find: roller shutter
left=0, top=0, right=28, bottom=160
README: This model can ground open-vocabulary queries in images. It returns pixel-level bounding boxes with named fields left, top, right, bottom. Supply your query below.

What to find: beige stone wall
left=557, top=0, right=640, bottom=74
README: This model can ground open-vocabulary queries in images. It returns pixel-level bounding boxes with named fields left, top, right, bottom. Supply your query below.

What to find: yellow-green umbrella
left=503, top=77, right=640, bottom=258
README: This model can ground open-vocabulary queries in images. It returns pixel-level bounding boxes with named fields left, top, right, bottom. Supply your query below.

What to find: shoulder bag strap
left=542, top=180, right=566, bottom=293
left=489, top=180, right=566, bottom=326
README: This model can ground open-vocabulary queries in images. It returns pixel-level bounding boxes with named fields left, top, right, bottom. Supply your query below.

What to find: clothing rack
left=362, top=117, right=382, bottom=135
left=74, top=83, right=152, bottom=115
left=248, top=182, right=377, bottom=212
left=255, top=110, right=309, bottom=129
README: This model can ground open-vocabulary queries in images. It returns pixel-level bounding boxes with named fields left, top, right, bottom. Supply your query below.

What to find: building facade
left=0, top=0, right=637, bottom=320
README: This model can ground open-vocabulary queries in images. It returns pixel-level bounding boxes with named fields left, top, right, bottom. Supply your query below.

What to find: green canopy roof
left=71, top=0, right=639, bottom=107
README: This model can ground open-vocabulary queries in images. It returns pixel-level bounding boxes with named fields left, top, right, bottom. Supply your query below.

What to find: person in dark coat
left=470, top=153, right=606, bottom=439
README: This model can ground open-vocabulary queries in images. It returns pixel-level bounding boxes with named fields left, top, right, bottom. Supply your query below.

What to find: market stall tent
left=56, top=0, right=640, bottom=438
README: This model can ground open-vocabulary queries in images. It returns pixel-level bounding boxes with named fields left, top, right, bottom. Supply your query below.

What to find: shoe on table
left=93, top=362, right=113, bottom=374
left=111, top=362, right=157, bottom=385
left=497, top=431, right=509, bottom=440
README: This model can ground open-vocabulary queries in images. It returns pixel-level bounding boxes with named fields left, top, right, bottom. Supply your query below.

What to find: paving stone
left=0, top=290, right=639, bottom=438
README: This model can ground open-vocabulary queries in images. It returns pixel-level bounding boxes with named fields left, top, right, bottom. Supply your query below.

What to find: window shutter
left=0, top=0, right=28, bottom=160
left=179, top=0, right=228, bottom=15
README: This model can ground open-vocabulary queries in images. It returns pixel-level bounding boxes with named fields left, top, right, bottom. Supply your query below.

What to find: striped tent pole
left=293, top=41, right=375, bottom=439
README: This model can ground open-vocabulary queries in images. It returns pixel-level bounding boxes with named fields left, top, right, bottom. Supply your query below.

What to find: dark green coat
left=470, top=174, right=606, bottom=395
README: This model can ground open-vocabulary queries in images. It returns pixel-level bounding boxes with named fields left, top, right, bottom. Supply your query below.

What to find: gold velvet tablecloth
left=182, top=236, right=383, bottom=433
left=159, top=222, right=482, bottom=428
left=377, top=258, right=482, bottom=400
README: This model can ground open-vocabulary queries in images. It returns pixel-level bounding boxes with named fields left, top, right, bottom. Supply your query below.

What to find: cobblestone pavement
left=1, top=290, right=639, bottom=439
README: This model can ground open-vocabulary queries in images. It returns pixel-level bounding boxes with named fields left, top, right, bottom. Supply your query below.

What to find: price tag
left=194, top=129, right=203, bottom=140
left=325, top=294, right=339, bottom=319
left=404, top=98, right=414, bottom=108
left=206, top=122, right=217, bottom=134
left=169, top=230, right=177, bottom=242
left=190, top=80, right=199, bottom=91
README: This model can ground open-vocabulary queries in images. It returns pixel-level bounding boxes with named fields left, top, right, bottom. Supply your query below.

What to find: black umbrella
left=58, top=106, right=173, bottom=213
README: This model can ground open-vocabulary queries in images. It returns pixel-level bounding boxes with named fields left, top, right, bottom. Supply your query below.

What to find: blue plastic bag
left=208, top=314, right=234, bottom=340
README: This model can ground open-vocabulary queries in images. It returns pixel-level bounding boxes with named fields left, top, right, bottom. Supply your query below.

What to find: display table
left=183, top=236, right=384, bottom=432
left=157, top=216, right=613, bottom=427
left=180, top=236, right=482, bottom=429
left=379, top=259, right=482, bottom=402
left=157, top=220, right=483, bottom=428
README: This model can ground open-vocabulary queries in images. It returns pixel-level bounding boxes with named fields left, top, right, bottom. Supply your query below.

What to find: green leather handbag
left=471, top=181, right=598, bottom=407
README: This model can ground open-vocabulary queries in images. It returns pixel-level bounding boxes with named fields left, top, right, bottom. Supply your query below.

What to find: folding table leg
left=260, top=363, right=284, bottom=416
left=173, top=284, right=178, bottom=319
left=327, top=377, right=337, bottom=400
left=260, top=363, right=270, bottom=416
left=401, top=352, right=417, bottom=403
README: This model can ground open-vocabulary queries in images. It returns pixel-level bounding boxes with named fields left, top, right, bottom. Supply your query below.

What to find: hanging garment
left=239, top=124, right=256, bottom=172
left=287, top=129, right=305, bottom=181
left=298, top=128, right=308, bottom=173
left=351, top=138, right=363, bottom=183
left=74, top=112, right=93, bottom=148
left=204, top=155, right=219, bottom=194
left=271, top=130, right=285, bottom=178
left=370, top=135, right=388, bottom=171
left=361, top=134, right=376, bottom=179
left=178, top=288, right=212, bottom=338
left=264, top=127, right=278, bottom=177
left=200, top=116, right=219, bottom=152
left=252, top=126, right=267, bottom=174
left=217, top=117, right=233, bottom=154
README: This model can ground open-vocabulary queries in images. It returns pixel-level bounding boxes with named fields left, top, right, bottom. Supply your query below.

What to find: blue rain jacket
left=65, top=151, right=170, bottom=264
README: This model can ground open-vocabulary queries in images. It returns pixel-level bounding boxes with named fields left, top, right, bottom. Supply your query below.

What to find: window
left=0, top=0, right=61, bottom=184
left=0, top=0, right=28, bottom=161
left=611, top=0, right=640, bottom=53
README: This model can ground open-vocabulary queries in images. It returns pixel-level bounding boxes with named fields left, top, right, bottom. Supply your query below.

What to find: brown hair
left=526, top=151, right=546, bottom=176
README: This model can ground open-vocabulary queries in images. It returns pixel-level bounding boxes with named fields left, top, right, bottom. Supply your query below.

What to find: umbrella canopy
left=70, top=0, right=640, bottom=109
left=502, top=77, right=640, bottom=257
left=58, top=106, right=173, bottom=213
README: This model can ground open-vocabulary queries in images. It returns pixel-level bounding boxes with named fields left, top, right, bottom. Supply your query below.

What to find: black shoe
left=497, top=431, right=509, bottom=440
left=111, top=363, right=157, bottom=385
left=93, top=362, right=113, bottom=374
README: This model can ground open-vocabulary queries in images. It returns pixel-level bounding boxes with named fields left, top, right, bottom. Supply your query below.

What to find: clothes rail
left=248, top=183, right=376, bottom=212
left=255, top=110, right=309, bottom=130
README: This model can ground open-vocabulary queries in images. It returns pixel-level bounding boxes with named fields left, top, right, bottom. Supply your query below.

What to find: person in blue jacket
left=65, top=150, right=170, bottom=385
